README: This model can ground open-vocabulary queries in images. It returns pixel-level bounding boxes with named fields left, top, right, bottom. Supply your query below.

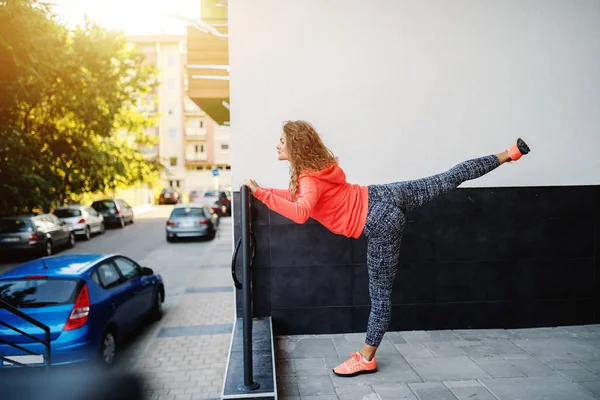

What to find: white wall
left=229, top=0, right=600, bottom=189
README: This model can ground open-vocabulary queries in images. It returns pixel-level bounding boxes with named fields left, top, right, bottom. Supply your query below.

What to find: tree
left=0, top=0, right=162, bottom=214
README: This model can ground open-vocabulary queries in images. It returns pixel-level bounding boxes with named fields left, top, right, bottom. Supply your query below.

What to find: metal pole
left=45, top=327, right=51, bottom=370
left=240, top=186, right=259, bottom=390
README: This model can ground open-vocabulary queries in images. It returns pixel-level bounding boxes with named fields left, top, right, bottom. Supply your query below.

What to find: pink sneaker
left=507, top=138, right=531, bottom=161
left=332, top=352, right=377, bottom=377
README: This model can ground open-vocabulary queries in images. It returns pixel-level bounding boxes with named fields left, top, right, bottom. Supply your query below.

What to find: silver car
left=54, top=205, right=105, bottom=240
left=165, top=204, right=218, bottom=242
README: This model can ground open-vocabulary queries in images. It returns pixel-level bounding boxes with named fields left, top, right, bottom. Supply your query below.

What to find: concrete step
left=222, top=316, right=277, bottom=399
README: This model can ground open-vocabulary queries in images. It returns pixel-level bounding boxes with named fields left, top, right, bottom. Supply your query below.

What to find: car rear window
left=0, top=219, right=32, bottom=234
left=203, top=191, right=217, bottom=197
left=171, top=207, right=206, bottom=217
left=54, top=209, right=82, bottom=218
left=92, top=201, right=115, bottom=210
left=0, top=279, right=80, bottom=308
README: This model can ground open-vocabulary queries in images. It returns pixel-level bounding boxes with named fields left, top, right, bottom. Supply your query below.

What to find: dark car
left=158, top=188, right=180, bottom=205
left=91, top=199, right=134, bottom=228
left=0, top=214, right=75, bottom=258
left=203, top=190, right=231, bottom=216
left=0, top=254, right=164, bottom=368
left=165, top=204, right=218, bottom=242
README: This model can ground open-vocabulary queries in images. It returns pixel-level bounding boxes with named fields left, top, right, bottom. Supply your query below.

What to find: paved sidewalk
left=126, top=219, right=235, bottom=400
left=276, top=325, right=600, bottom=400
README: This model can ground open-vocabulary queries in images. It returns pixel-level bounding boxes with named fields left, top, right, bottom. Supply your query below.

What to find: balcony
left=186, top=153, right=208, bottom=162
left=184, top=98, right=203, bottom=115
left=185, top=128, right=207, bottom=139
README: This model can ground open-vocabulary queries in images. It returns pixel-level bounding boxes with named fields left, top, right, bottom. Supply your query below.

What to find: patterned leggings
left=362, top=155, right=501, bottom=347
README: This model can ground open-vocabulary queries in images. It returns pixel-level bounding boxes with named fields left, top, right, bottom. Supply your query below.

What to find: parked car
left=0, top=214, right=75, bottom=258
left=158, top=188, right=180, bottom=205
left=91, top=199, right=134, bottom=228
left=188, top=189, right=203, bottom=204
left=0, top=254, right=165, bottom=368
left=203, top=190, right=231, bottom=216
left=165, top=204, right=218, bottom=242
left=54, top=205, right=105, bottom=241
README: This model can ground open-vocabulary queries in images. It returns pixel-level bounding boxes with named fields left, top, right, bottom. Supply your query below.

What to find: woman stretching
left=241, top=120, right=530, bottom=377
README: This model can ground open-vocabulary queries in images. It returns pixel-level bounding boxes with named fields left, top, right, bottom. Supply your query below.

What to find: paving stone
left=401, top=331, right=434, bottom=344
left=423, top=342, right=464, bottom=357
left=335, top=385, right=379, bottom=400
left=372, top=383, right=417, bottom=399
left=394, top=343, right=435, bottom=359
left=514, top=338, right=600, bottom=362
left=300, top=396, right=339, bottom=400
left=426, top=331, right=462, bottom=342
left=447, top=386, right=497, bottom=400
left=277, top=338, right=339, bottom=359
left=556, top=368, right=599, bottom=382
left=481, top=376, right=597, bottom=400
left=408, top=356, right=490, bottom=382
left=481, top=339, right=525, bottom=355
left=385, top=332, right=408, bottom=344
left=409, top=382, right=446, bottom=390
left=469, top=355, right=526, bottom=378
left=277, top=376, right=300, bottom=397
left=503, top=354, right=558, bottom=377
left=294, top=358, right=330, bottom=377
left=454, top=329, right=518, bottom=341
left=297, top=375, right=336, bottom=396
left=411, top=388, right=458, bottom=399
left=443, top=380, right=481, bottom=388
left=578, top=381, right=600, bottom=399
left=453, top=344, right=497, bottom=357
left=581, top=361, right=600, bottom=374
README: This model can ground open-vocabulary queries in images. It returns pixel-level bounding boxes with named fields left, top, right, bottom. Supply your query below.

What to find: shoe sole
left=332, top=368, right=378, bottom=377
left=517, top=138, right=530, bottom=155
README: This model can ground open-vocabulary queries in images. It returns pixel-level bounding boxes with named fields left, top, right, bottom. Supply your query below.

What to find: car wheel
left=152, top=288, right=164, bottom=320
left=100, top=223, right=105, bottom=234
left=84, top=226, right=91, bottom=241
left=166, top=235, right=174, bottom=243
left=130, top=216, right=134, bottom=224
left=68, top=233, right=76, bottom=248
left=100, top=329, right=117, bottom=366
left=44, top=240, right=53, bottom=257
left=119, top=218, right=125, bottom=229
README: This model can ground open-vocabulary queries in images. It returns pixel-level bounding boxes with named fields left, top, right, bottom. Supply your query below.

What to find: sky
left=49, top=0, right=200, bottom=34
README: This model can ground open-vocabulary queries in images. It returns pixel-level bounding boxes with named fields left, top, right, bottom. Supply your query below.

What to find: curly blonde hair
left=282, top=120, right=338, bottom=200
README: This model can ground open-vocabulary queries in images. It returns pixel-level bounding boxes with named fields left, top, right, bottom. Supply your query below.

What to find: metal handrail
left=0, top=298, right=51, bottom=369
left=238, top=186, right=259, bottom=390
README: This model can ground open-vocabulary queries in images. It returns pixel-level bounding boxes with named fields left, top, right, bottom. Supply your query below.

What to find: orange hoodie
left=253, top=164, right=369, bottom=238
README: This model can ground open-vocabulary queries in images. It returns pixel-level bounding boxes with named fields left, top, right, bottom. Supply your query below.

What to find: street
left=0, top=206, right=236, bottom=399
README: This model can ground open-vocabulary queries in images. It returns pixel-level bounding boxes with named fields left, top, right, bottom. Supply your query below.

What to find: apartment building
left=128, top=34, right=232, bottom=196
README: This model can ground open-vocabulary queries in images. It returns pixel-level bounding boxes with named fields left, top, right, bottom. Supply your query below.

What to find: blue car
left=0, top=254, right=164, bottom=368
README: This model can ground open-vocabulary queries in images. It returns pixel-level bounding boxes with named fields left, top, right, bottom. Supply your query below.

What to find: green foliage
left=0, top=0, right=162, bottom=214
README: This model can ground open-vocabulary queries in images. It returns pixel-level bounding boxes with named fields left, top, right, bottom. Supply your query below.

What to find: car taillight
left=77, top=218, right=86, bottom=224
left=64, top=284, right=90, bottom=331
left=29, top=232, right=40, bottom=243
left=199, top=220, right=209, bottom=225
left=166, top=220, right=175, bottom=226
left=211, top=205, right=218, bottom=211
left=114, top=209, right=120, bottom=215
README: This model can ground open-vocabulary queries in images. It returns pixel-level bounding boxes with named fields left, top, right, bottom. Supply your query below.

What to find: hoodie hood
left=300, top=164, right=347, bottom=185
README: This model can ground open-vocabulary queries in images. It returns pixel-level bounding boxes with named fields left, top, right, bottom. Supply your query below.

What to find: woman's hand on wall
left=240, top=179, right=260, bottom=194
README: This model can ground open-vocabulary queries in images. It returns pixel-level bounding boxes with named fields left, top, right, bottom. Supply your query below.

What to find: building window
left=221, top=143, right=229, bottom=151
left=195, top=144, right=205, bottom=153
left=199, top=120, right=204, bottom=128
left=168, top=129, right=177, bottom=139
left=225, top=166, right=231, bottom=170
left=170, top=157, right=177, bottom=167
